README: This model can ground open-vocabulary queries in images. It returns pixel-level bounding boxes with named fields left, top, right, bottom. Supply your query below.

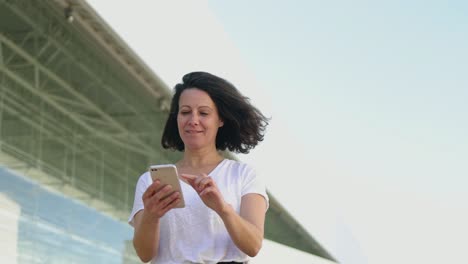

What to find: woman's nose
left=188, top=114, right=199, bottom=125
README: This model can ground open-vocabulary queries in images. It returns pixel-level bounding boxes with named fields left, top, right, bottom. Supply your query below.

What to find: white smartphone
left=149, top=164, right=185, bottom=208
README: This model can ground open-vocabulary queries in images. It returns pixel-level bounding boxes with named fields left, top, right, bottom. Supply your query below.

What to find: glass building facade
left=0, top=167, right=139, bottom=263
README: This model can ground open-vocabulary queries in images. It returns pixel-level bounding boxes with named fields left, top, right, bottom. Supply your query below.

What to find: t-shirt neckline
left=209, top=158, right=227, bottom=176
left=178, top=158, right=227, bottom=187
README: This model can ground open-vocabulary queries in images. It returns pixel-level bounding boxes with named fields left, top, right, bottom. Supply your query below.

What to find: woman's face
left=177, top=88, right=223, bottom=151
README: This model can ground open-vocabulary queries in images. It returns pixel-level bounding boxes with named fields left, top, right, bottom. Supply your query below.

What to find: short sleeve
left=128, top=172, right=151, bottom=227
left=241, top=164, right=269, bottom=211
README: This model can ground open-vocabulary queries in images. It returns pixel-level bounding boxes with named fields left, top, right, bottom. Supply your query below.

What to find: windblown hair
left=161, top=71, right=268, bottom=154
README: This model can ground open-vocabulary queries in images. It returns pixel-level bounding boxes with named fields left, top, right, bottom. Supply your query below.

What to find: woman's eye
left=180, top=111, right=190, bottom=115
left=200, top=112, right=208, bottom=116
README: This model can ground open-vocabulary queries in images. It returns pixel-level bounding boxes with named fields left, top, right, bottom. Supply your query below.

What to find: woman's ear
left=219, top=120, right=224, bottom=127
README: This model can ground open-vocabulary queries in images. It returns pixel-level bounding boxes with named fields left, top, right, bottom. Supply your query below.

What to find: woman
left=128, top=72, right=269, bottom=263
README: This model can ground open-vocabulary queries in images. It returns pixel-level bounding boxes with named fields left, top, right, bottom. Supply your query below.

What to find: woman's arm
left=219, top=193, right=267, bottom=257
left=181, top=173, right=267, bottom=257
left=132, top=210, right=160, bottom=262
left=132, top=181, right=181, bottom=262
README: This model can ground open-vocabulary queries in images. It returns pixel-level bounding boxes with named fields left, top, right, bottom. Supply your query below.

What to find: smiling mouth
left=186, top=130, right=203, bottom=134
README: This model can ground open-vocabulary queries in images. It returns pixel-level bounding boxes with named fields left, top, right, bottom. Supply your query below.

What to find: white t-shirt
left=128, top=159, right=269, bottom=264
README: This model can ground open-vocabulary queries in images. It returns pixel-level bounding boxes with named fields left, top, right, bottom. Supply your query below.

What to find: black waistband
left=217, top=262, right=243, bottom=264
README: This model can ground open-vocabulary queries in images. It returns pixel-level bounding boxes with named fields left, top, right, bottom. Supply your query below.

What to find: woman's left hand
left=180, top=173, right=227, bottom=214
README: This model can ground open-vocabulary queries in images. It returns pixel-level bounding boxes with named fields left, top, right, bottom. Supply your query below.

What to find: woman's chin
left=183, top=141, right=204, bottom=151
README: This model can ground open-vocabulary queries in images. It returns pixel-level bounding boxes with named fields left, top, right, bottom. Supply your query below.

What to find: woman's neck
left=178, top=147, right=224, bottom=169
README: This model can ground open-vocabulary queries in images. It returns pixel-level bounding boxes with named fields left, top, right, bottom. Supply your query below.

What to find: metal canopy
left=0, top=0, right=335, bottom=261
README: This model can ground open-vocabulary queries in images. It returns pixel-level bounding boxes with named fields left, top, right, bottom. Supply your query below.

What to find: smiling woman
left=176, top=89, right=224, bottom=151
left=128, top=72, right=270, bottom=264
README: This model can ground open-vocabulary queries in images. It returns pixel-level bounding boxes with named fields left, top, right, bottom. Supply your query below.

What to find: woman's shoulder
left=136, top=170, right=152, bottom=185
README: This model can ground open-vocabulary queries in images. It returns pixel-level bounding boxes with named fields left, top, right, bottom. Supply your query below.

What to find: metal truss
left=1, top=34, right=152, bottom=155
left=0, top=0, right=182, bottom=222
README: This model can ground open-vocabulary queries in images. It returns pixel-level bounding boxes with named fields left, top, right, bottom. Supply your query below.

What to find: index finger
left=143, top=180, right=161, bottom=199
left=180, top=173, right=200, bottom=189
left=180, top=173, right=197, bottom=181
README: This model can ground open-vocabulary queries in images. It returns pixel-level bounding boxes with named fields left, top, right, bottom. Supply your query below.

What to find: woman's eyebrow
left=198, top=106, right=213, bottom=110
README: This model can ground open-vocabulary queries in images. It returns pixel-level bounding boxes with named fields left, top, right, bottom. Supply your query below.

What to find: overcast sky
left=87, top=1, right=468, bottom=263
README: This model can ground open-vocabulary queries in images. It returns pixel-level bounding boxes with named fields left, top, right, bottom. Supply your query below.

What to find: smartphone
left=149, top=164, right=185, bottom=208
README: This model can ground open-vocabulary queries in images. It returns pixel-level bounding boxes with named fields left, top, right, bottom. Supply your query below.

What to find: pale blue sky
left=88, top=1, right=468, bottom=263
left=207, top=0, right=468, bottom=195
left=205, top=1, right=468, bottom=263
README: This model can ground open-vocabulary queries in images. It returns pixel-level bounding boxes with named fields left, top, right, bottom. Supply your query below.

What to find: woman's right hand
left=134, top=180, right=179, bottom=262
left=142, top=180, right=181, bottom=219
